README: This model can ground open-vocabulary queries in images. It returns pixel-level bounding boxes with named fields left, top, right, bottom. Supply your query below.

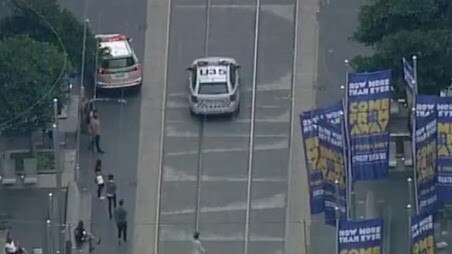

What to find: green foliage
left=352, top=0, right=452, bottom=96
left=0, top=36, right=72, bottom=134
left=0, top=0, right=97, bottom=77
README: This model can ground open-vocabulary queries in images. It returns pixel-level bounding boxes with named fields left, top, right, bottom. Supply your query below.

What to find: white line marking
left=244, top=0, right=261, bottom=253
left=160, top=228, right=285, bottom=242
left=284, top=0, right=301, bottom=253
left=166, top=141, right=289, bottom=156
left=153, top=0, right=173, bottom=253
left=194, top=0, right=212, bottom=233
left=162, top=193, right=286, bottom=215
left=159, top=229, right=285, bottom=242
left=163, top=165, right=286, bottom=182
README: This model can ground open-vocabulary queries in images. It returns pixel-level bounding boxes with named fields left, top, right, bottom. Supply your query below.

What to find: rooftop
left=197, top=65, right=228, bottom=83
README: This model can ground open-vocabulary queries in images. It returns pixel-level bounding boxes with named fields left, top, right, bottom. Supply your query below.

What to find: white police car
left=187, top=57, right=240, bottom=115
left=95, top=34, right=142, bottom=89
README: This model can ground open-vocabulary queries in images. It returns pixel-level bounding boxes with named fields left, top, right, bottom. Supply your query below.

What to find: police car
left=187, top=57, right=240, bottom=115
left=95, top=34, right=142, bottom=89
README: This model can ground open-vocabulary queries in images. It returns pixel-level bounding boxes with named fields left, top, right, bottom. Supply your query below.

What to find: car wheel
left=190, top=108, right=197, bottom=117
left=232, top=104, right=240, bottom=117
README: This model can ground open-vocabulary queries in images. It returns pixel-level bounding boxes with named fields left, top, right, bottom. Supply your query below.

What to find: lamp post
left=53, top=98, right=64, bottom=253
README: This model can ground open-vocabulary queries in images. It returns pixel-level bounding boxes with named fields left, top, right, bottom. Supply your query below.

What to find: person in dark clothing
left=106, top=174, right=117, bottom=219
left=74, top=220, right=100, bottom=251
left=94, top=159, right=102, bottom=174
left=88, top=110, right=104, bottom=154
left=114, top=199, right=128, bottom=244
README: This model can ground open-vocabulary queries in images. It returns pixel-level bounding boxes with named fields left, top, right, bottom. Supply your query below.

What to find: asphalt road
left=59, top=0, right=146, bottom=253
left=312, top=0, right=409, bottom=253
left=158, top=0, right=296, bottom=253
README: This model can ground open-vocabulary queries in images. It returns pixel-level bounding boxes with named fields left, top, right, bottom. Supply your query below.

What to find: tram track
left=156, top=0, right=297, bottom=253
left=192, top=1, right=261, bottom=251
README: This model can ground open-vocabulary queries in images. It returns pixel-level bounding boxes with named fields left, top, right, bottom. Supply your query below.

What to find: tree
left=0, top=0, right=97, bottom=79
left=351, top=0, right=452, bottom=95
left=0, top=36, right=73, bottom=134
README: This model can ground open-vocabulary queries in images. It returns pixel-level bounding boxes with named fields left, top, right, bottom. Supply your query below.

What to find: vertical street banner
left=436, top=96, right=452, bottom=204
left=346, top=69, right=391, bottom=180
left=337, top=218, right=383, bottom=254
left=318, top=118, right=347, bottom=225
left=415, top=95, right=438, bottom=213
left=410, top=212, right=435, bottom=254
left=402, top=57, right=416, bottom=92
left=300, top=102, right=343, bottom=214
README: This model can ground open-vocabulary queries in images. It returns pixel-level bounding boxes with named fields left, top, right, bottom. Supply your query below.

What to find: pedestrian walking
left=94, top=159, right=102, bottom=174
left=106, top=174, right=117, bottom=219
left=114, top=199, right=127, bottom=245
left=88, top=110, right=104, bottom=154
left=80, top=97, right=90, bottom=133
left=95, top=170, right=105, bottom=199
left=192, top=232, right=206, bottom=254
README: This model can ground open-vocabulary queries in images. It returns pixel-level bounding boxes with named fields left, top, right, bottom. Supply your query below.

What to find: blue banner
left=403, top=57, right=416, bottom=91
left=318, top=119, right=347, bottom=225
left=410, top=212, right=434, bottom=254
left=300, top=102, right=343, bottom=215
left=337, top=218, right=383, bottom=254
left=346, top=70, right=391, bottom=180
left=436, top=97, right=452, bottom=204
left=415, top=95, right=438, bottom=213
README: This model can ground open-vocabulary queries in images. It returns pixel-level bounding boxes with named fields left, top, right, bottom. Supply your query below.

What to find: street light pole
left=80, top=18, right=89, bottom=93
left=407, top=204, right=412, bottom=253
left=46, top=219, right=53, bottom=254
left=407, top=178, right=413, bottom=210
left=53, top=98, right=64, bottom=253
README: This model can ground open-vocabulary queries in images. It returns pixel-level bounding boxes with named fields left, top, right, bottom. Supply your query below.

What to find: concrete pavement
left=0, top=188, right=60, bottom=252
left=285, top=0, right=318, bottom=252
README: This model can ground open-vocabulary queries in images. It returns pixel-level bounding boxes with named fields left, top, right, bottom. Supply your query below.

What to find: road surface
left=59, top=0, right=146, bottom=253
left=157, top=0, right=297, bottom=253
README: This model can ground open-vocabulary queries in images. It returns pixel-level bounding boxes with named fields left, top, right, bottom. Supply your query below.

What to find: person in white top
left=192, top=232, right=206, bottom=254
left=4, top=231, right=27, bottom=254
left=95, top=170, right=105, bottom=199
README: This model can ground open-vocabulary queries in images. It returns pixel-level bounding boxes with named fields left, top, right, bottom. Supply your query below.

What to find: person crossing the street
left=192, top=232, right=206, bottom=254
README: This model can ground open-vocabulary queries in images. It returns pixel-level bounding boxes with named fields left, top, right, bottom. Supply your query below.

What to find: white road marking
left=244, top=1, right=261, bottom=253
left=284, top=0, right=302, bottom=253
left=153, top=0, right=173, bottom=253
left=163, top=165, right=286, bottom=182
left=166, top=140, right=289, bottom=156
left=162, top=193, right=286, bottom=215
left=159, top=229, right=285, bottom=242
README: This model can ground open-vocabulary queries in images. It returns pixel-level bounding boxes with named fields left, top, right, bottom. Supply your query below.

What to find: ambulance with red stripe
left=95, top=34, right=142, bottom=89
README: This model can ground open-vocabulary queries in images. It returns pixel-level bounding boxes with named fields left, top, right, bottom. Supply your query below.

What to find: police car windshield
left=198, top=82, right=228, bottom=95
left=101, top=57, right=135, bottom=69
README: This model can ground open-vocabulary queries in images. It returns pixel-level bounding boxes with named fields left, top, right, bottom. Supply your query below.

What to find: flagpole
left=300, top=113, right=314, bottom=213
left=343, top=59, right=354, bottom=220
left=335, top=206, right=340, bottom=254
left=411, top=55, right=420, bottom=214
left=340, top=111, right=349, bottom=220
